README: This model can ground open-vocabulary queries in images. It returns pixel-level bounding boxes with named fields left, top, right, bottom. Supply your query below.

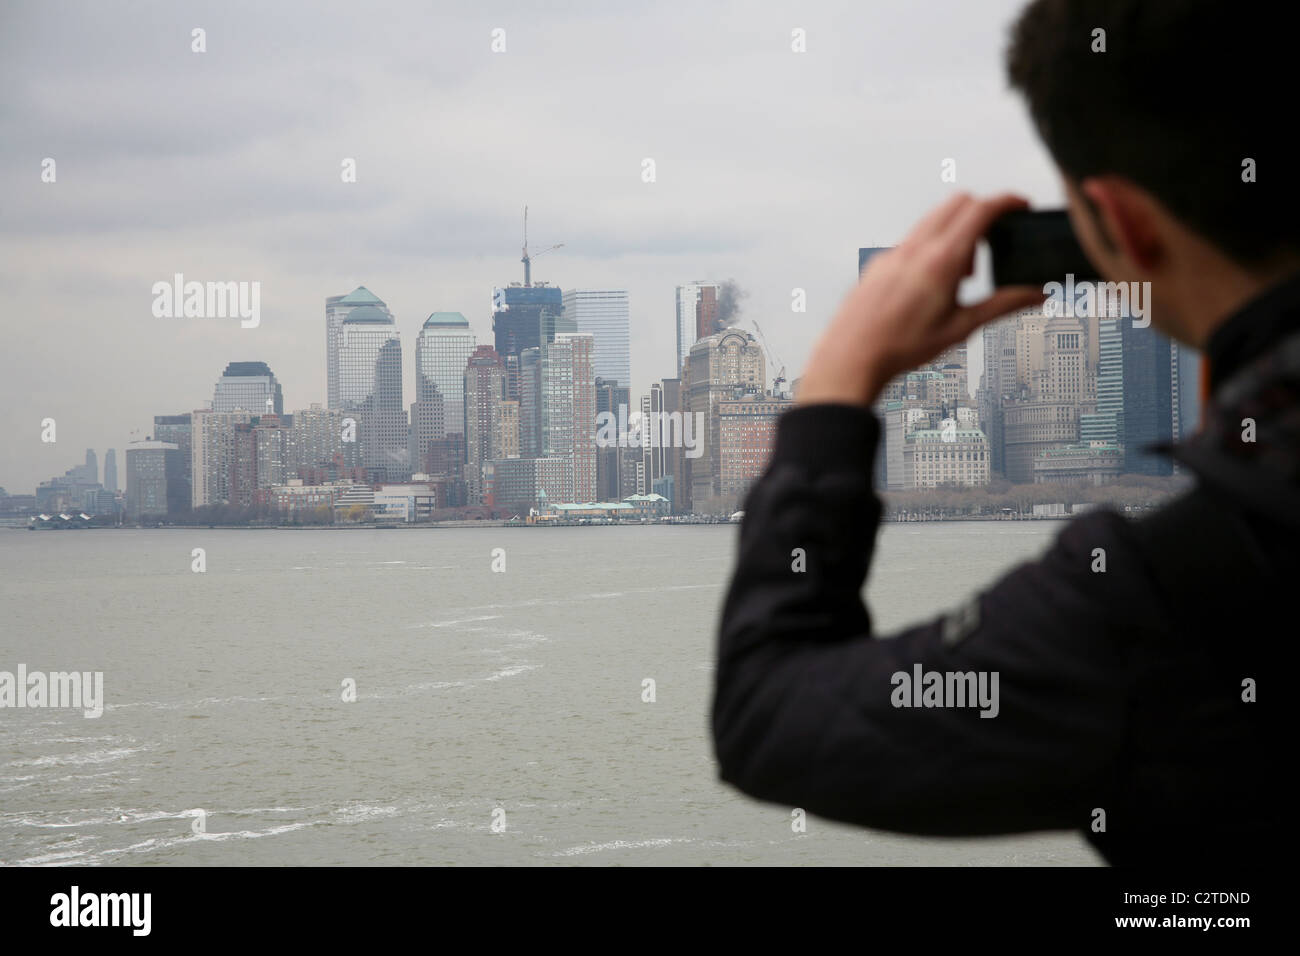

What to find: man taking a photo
left=712, top=0, right=1293, bottom=865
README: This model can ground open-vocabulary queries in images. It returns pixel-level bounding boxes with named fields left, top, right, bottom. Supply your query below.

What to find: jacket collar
left=1206, top=269, right=1300, bottom=393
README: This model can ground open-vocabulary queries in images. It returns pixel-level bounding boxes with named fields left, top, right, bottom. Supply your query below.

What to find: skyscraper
left=596, top=378, right=630, bottom=500
left=562, top=289, right=630, bottom=387
left=639, top=383, right=665, bottom=497
left=1080, top=318, right=1123, bottom=444
left=545, top=332, right=597, bottom=504
left=288, top=404, right=356, bottom=475
left=212, top=362, right=283, bottom=415
left=541, top=333, right=597, bottom=503
left=1041, top=315, right=1090, bottom=405
left=153, top=414, right=192, bottom=508
left=518, top=347, right=542, bottom=458
left=125, top=440, right=185, bottom=519
left=675, top=282, right=719, bottom=377
left=103, top=448, right=118, bottom=494
left=229, top=422, right=260, bottom=509
left=252, top=415, right=290, bottom=494
left=493, top=400, right=520, bottom=461
left=191, top=409, right=253, bottom=507
left=719, top=394, right=795, bottom=508
left=337, top=307, right=407, bottom=482
left=658, top=377, right=683, bottom=512
left=976, top=307, right=1075, bottom=483
left=84, top=449, right=98, bottom=485
left=464, top=346, right=506, bottom=503
left=327, top=286, right=390, bottom=410
left=683, top=328, right=766, bottom=511
left=412, top=312, right=475, bottom=475
left=1121, top=321, right=1176, bottom=475
left=486, top=333, right=596, bottom=509
left=492, top=284, right=568, bottom=401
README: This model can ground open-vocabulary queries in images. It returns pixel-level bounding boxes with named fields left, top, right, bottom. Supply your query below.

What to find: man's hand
left=798, top=193, right=1046, bottom=407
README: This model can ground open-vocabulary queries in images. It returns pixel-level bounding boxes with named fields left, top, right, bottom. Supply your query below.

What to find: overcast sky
left=0, top=0, right=1065, bottom=493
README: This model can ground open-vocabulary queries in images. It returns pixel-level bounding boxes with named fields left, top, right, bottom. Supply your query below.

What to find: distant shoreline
left=5, top=515, right=1081, bottom=531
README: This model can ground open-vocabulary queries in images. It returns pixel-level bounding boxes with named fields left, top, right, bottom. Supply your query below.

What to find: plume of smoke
left=714, top=279, right=747, bottom=332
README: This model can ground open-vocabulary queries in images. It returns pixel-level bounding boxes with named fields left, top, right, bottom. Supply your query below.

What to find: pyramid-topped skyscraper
left=325, top=286, right=391, bottom=410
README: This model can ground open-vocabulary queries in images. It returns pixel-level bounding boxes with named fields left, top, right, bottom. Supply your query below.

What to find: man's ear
left=1080, top=176, right=1164, bottom=271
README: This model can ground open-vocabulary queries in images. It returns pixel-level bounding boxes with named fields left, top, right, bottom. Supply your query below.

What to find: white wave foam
left=484, top=664, right=539, bottom=681
left=7, top=747, right=146, bottom=769
left=333, top=804, right=399, bottom=821
left=106, top=695, right=277, bottom=712
left=414, top=614, right=503, bottom=628
left=8, top=807, right=185, bottom=828
left=554, top=837, right=692, bottom=856
left=15, top=820, right=324, bottom=865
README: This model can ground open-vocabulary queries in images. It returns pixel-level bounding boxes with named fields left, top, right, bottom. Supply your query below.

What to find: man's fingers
left=904, top=193, right=975, bottom=247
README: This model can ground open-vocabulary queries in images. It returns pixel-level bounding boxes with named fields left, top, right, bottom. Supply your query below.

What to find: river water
left=0, top=522, right=1097, bottom=865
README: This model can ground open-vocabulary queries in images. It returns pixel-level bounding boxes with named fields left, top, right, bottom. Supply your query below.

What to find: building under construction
left=492, top=207, right=569, bottom=400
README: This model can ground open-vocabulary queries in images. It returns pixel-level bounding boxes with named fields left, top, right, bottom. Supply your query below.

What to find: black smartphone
left=985, top=209, right=1099, bottom=287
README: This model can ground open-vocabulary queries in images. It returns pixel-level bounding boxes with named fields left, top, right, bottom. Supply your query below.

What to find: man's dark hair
left=1007, top=0, right=1295, bottom=268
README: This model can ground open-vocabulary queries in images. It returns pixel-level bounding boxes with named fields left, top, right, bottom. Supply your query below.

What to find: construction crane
left=521, top=205, right=563, bottom=287
left=750, top=319, right=788, bottom=395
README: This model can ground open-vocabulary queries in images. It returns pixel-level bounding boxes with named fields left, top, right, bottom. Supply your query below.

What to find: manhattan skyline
left=0, top=0, right=1067, bottom=493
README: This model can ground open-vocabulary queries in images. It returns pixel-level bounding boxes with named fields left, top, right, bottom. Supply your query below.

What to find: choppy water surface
left=0, top=523, right=1097, bottom=865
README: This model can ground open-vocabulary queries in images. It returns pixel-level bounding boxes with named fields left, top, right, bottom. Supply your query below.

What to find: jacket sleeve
left=711, top=404, right=1157, bottom=836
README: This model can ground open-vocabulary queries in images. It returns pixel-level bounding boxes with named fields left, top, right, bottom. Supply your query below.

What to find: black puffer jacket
left=712, top=273, right=1299, bottom=866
